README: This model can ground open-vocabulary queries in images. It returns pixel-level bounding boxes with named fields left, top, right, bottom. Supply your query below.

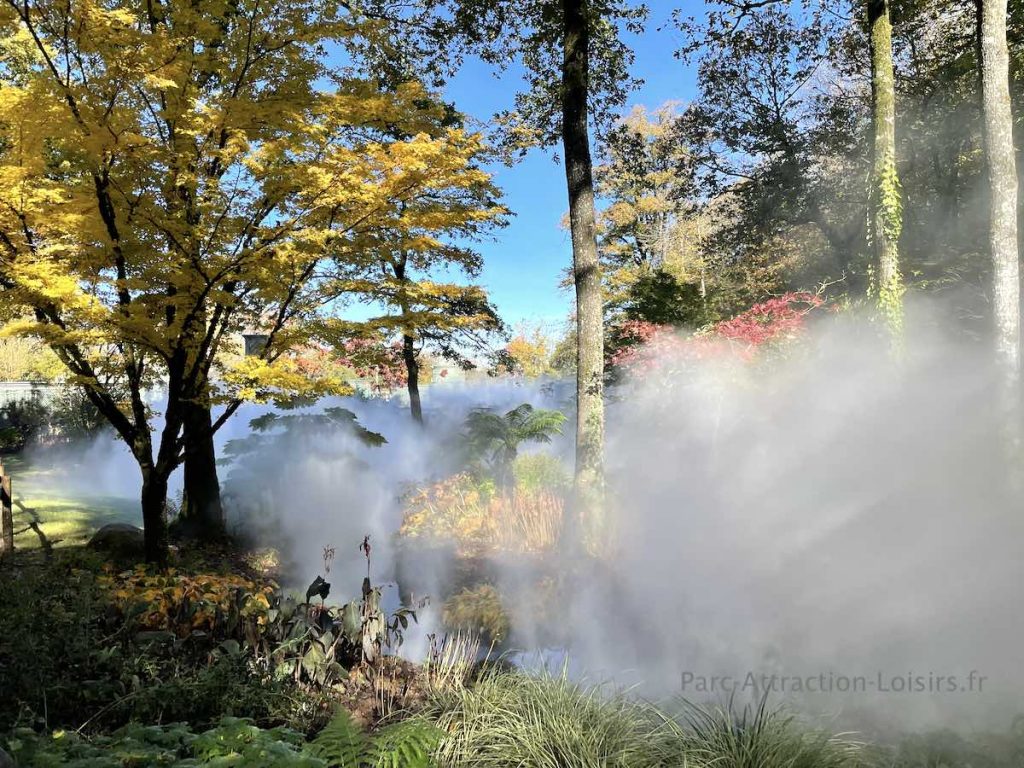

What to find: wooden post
left=0, top=459, right=12, bottom=557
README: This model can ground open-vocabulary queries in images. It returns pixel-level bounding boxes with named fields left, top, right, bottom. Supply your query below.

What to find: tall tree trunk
left=140, top=462, right=170, bottom=566
left=402, top=333, right=424, bottom=425
left=395, top=255, right=424, bottom=425
left=980, top=0, right=1021, bottom=377
left=140, top=346, right=190, bottom=565
left=179, top=399, right=226, bottom=540
left=561, top=0, right=605, bottom=547
left=868, top=0, right=904, bottom=337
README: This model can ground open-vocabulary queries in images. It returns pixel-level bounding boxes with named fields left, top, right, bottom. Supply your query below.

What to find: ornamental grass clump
left=674, top=696, right=866, bottom=768
left=418, top=670, right=685, bottom=768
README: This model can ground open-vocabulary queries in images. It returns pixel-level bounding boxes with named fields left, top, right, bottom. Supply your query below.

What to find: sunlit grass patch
left=2, top=453, right=139, bottom=549
left=11, top=493, right=138, bottom=549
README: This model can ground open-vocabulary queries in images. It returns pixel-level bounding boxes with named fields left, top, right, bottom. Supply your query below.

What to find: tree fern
left=305, top=710, right=442, bottom=768
left=462, top=403, right=566, bottom=487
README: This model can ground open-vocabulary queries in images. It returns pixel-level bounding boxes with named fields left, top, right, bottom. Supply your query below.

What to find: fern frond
left=370, top=719, right=443, bottom=768
left=305, top=709, right=369, bottom=768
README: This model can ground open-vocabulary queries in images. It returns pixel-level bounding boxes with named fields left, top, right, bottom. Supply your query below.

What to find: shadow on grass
left=4, top=453, right=140, bottom=550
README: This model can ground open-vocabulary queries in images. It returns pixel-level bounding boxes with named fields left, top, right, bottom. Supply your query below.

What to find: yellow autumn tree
left=0, top=0, right=502, bottom=562
left=328, top=95, right=508, bottom=424
left=595, top=104, right=697, bottom=314
left=503, top=323, right=555, bottom=378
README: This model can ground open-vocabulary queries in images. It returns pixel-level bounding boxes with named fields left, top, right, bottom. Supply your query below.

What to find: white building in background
left=0, top=381, right=58, bottom=408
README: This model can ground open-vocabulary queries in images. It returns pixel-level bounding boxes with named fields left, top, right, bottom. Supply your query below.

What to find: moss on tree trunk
left=979, top=0, right=1020, bottom=377
left=868, top=0, right=904, bottom=339
left=561, top=0, right=606, bottom=549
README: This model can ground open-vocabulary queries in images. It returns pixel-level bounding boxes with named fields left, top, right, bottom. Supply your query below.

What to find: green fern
left=305, top=710, right=442, bottom=768
left=461, top=403, right=566, bottom=488
left=305, top=710, right=369, bottom=767
left=370, top=720, right=443, bottom=768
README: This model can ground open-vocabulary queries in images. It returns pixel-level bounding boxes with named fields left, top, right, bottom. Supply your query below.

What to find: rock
left=0, top=745, right=15, bottom=768
left=87, top=523, right=145, bottom=556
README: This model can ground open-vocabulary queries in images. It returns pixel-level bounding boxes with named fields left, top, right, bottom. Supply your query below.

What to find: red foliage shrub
left=714, top=292, right=824, bottom=348
left=610, top=292, right=825, bottom=373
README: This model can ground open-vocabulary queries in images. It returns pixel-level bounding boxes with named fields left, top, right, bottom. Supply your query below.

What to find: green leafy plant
left=461, top=404, right=566, bottom=488
left=253, top=591, right=357, bottom=688
left=98, top=565, right=276, bottom=637
left=512, top=453, right=570, bottom=494
left=254, top=565, right=420, bottom=686
left=0, top=397, right=47, bottom=453
left=1, top=552, right=307, bottom=732
left=4, top=717, right=324, bottom=767
left=305, top=709, right=442, bottom=768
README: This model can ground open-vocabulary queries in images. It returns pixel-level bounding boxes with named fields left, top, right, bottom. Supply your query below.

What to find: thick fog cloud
left=31, top=298, right=1024, bottom=733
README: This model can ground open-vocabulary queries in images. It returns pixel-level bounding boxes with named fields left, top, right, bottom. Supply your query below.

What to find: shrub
left=98, top=565, right=275, bottom=637
left=0, top=552, right=115, bottom=728
left=47, top=386, right=108, bottom=440
left=609, top=291, right=826, bottom=375
left=512, top=453, right=570, bottom=495
left=108, top=644, right=298, bottom=729
left=441, top=585, right=510, bottom=644
left=399, top=473, right=497, bottom=554
left=0, top=553, right=294, bottom=732
left=4, top=718, right=323, bottom=767
left=399, top=473, right=563, bottom=556
left=0, top=387, right=110, bottom=453
left=0, top=397, right=47, bottom=452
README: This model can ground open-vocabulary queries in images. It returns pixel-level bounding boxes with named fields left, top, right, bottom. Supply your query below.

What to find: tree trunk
left=0, top=460, right=12, bottom=557
left=402, top=333, right=424, bottom=425
left=980, top=0, right=1021, bottom=377
left=394, top=256, right=424, bottom=426
left=140, top=464, right=170, bottom=566
left=561, top=0, right=605, bottom=547
left=179, top=400, right=226, bottom=540
left=868, top=0, right=904, bottom=336
left=142, top=345, right=189, bottom=565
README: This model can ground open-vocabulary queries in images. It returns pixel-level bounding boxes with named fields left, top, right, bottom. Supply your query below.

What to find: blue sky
left=437, top=0, right=701, bottom=332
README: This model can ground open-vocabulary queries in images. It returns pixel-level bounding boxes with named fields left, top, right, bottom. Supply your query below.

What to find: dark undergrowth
left=2, top=547, right=1022, bottom=767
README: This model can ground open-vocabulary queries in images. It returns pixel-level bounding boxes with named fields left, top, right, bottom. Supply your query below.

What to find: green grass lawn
left=4, top=453, right=140, bottom=549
